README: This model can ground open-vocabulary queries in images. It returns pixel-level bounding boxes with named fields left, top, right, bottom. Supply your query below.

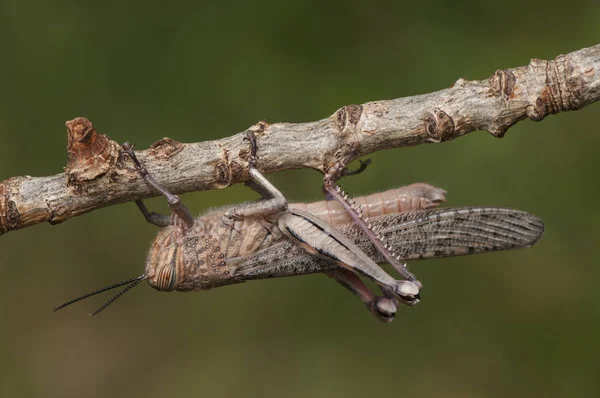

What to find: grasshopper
left=54, top=133, right=544, bottom=322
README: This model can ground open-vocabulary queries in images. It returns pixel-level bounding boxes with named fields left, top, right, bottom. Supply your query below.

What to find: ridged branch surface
left=1, top=44, right=599, bottom=236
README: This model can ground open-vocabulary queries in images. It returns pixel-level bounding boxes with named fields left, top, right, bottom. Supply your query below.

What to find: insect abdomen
left=289, top=183, right=446, bottom=227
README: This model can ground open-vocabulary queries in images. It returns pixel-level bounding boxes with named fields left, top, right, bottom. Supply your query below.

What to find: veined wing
left=345, top=207, right=544, bottom=263
left=230, top=207, right=544, bottom=279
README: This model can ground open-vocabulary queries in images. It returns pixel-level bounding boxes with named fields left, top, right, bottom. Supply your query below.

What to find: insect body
left=145, top=182, right=448, bottom=293
left=54, top=138, right=544, bottom=322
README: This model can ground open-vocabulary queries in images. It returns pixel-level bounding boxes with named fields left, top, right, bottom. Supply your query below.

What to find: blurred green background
left=1, top=1, right=599, bottom=397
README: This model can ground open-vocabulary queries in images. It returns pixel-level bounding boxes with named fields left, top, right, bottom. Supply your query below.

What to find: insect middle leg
left=222, top=131, right=288, bottom=220
left=121, top=142, right=195, bottom=228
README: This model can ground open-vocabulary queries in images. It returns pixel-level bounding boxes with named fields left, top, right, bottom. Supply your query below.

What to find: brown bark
left=1, top=44, right=599, bottom=236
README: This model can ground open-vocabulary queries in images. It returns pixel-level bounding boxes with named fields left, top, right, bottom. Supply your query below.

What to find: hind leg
left=323, top=151, right=421, bottom=287
left=326, top=268, right=398, bottom=323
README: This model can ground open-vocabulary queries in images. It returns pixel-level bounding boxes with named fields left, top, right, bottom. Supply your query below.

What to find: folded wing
left=231, top=207, right=544, bottom=279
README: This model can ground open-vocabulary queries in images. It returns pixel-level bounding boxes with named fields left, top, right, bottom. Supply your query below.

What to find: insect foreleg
left=122, top=142, right=195, bottom=228
left=133, top=199, right=172, bottom=227
left=326, top=268, right=397, bottom=323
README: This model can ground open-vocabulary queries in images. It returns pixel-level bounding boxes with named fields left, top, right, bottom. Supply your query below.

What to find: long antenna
left=89, top=276, right=146, bottom=316
left=53, top=275, right=146, bottom=314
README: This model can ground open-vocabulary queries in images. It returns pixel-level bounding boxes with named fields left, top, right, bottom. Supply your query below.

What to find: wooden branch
left=1, top=44, right=599, bottom=236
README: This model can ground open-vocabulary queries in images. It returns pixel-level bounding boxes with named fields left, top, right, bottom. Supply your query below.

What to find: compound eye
left=156, top=264, right=177, bottom=291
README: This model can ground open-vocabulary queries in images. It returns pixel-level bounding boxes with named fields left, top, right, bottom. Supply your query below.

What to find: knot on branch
left=526, top=97, right=547, bottom=122
left=452, top=78, right=468, bottom=88
left=148, top=138, right=184, bottom=160
left=334, top=104, right=363, bottom=134
left=215, top=161, right=244, bottom=187
left=425, top=108, right=455, bottom=142
left=528, top=54, right=585, bottom=121
left=0, top=180, right=20, bottom=234
left=64, top=117, right=121, bottom=193
left=489, top=69, right=517, bottom=100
